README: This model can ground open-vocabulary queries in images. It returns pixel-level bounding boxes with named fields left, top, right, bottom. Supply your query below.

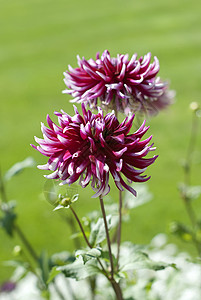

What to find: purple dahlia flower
left=63, top=50, right=174, bottom=115
left=0, top=281, right=16, bottom=293
left=32, top=104, right=157, bottom=197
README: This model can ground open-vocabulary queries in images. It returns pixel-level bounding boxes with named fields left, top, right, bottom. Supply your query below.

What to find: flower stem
left=185, top=110, right=198, bottom=186
left=183, top=197, right=201, bottom=257
left=111, top=279, right=124, bottom=300
left=70, top=206, right=91, bottom=248
left=182, top=109, right=201, bottom=257
left=116, top=190, right=122, bottom=270
left=99, top=195, right=114, bottom=277
left=99, top=195, right=124, bottom=300
left=69, top=206, right=109, bottom=277
left=70, top=201, right=124, bottom=299
left=14, top=224, right=38, bottom=262
left=0, top=169, right=8, bottom=203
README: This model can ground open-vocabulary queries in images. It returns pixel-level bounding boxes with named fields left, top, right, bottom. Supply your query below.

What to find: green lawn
left=1, top=0, right=201, bottom=281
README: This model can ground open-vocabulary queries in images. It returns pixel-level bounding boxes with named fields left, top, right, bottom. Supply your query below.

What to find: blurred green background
left=1, top=0, right=201, bottom=282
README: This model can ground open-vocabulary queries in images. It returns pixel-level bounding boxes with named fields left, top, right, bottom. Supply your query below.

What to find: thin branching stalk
left=99, top=195, right=124, bottom=300
left=14, top=224, right=39, bottom=262
left=99, top=195, right=114, bottom=277
left=61, top=213, right=82, bottom=249
left=70, top=206, right=91, bottom=248
left=182, top=109, right=201, bottom=257
left=70, top=206, right=109, bottom=278
left=185, top=110, right=199, bottom=186
left=0, top=169, right=8, bottom=203
left=112, top=106, right=123, bottom=270
left=19, top=247, right=46, bottom=289
left=116, top=190, right=122, bottom=270
left=111, top=279, right=124, bottom=300
left=0, top=172, right=39, bottom=262
left=88, top=276, right=96, bottom=300
left=70, top=201, right=124, bottom=299
left=183, top=198, right=201, bottom=256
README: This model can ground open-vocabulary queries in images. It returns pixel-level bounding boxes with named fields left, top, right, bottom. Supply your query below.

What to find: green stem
left=70, top=206, right=109, bottom=277
left=182, top=110, right=201, bottom=257
left=99, top=195, right=114, bottom=277
left=61, top=212, right=82, bottom=249
left=0, top=169, right=39, bottom=262
left=183, top=198, right=201, bottom=257
left=185, top=111, right=198, bottom=185
left=14, top=224, right=38, bottom=262
left=20, top=248, right=46, bottom=289
left=0, top=169, right=8, bottom=203
left=99, top=195, right=124, bottom=300
left=70, top=206, right=91, bottom=248
left=116, top=190, right=122, bottom=270
left=111, top=279, right=124, bottom=300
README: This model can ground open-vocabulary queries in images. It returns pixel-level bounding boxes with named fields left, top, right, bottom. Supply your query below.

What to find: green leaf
left=124, top=184, right=152, bottom=209
left=47, top=267, right=61, bottom=284
left=51, top=251, right=75, bottom=266
left=100, top=250, right=117, bottom=266
left=11, top=265, right=29, bottom=282
left=53, top=193, right=79, bottom=211
left=38, top=251, right=50, bottom=286
left=57, top=256, right=100, bottom=280
left=47, top=252, right=76, bottom=284
left=178, top=183, right=201, bottom=201
left=89, top=215, right=112, bottom=247
left=41, top=290, right=50, bottom=300
left=3, top=259, right=29, bottom=269
left=43, top=180, right=78, bottom=207
left=169, top=222, right=193, bottom=242
left=4, top=157, right=36, bottom=181
left=70, top=231, right=83, bottom=240
left=3, top=260, right=30, bottom=282
left=76, top=247, right=102, bottom=264
left=119, top=242, right=176, bottom=272
left=0, top=202, right=17, bottom=236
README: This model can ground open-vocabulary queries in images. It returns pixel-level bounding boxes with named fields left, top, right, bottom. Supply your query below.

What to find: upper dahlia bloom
left=63, top=50, right=174, bottom=115
left=31, top=104, right=157, bottom=198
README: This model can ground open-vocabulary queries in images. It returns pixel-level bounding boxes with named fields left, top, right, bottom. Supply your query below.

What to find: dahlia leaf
left=178, top=183, right=201, bottom=201
left=0, top=201, right=17, bottom=236
left=3, top=260, right=29, bottom=283
left=169, top=221, right=193, bottom=242
left=89, top=215, right=112, bottom=247
left=4, top=157, right=36, bottom=181
left=38, top=250, right=50, bottom=285
left=124, top=183, right=152, bottom=209
left=57, top=256, right=100, bottom=280
left=47, top=267, right=62, bottom=284
left=119, top=242, right=176, bottom=272
left=99, top=250, right=117, bottom=266
left=76, top=247, right=102, bottom=264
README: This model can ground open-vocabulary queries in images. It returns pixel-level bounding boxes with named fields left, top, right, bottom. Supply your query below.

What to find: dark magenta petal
left=63, top=50, right=174, bottom=116
left=32, top=104, right=157, bottom=197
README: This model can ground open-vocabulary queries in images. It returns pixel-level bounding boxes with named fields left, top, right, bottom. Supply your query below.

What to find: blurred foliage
left=1, top=0, right=201, bottom=282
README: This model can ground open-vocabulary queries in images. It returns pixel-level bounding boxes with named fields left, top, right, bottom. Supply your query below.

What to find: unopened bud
left=60, top=197, right=71, bottom=207
left=13, top=245, right=22, bottom=256
left=189, top=102, right=199, bottom=111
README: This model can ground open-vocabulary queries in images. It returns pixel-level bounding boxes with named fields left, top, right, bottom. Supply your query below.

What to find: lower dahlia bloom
left=63, top=50, right=174, bottom=115
left=31, top=104, right=157, bottom=197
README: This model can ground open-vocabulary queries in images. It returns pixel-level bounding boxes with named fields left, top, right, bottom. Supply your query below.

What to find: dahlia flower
left=63, top=50, right=174, bottom=115
left=32, top=104, right=157, bottom=197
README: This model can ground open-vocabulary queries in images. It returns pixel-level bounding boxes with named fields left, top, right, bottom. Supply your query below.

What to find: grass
left=1, top=0, right=201, bottom=281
